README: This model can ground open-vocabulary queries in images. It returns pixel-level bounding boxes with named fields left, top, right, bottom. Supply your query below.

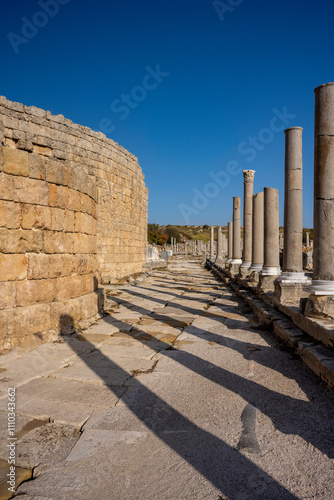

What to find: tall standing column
left=210, top=226, right=214, bottom=258
left=240, top=170, right=255, bottom=270
left=279, top=127, right=309, bottom=283
left=232, top=197, right=241, bottom=263
left=306, top=231, right=310, bottom=247
left=306, top=83, right=334, bottom=316
left=249, top=192, right=264, bottom=272
left=226, top=222, right=233, bottom=264
left=216, top=226, right=222, bottom=261
left=261, top=188, right=280, bottom=276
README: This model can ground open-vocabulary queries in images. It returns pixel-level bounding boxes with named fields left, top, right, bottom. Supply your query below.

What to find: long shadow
left=61, top=314, right=298, bottom=500
left=101, top=295, right=334, bottom=458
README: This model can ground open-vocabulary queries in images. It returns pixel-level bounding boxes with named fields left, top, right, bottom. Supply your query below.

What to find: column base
left=307, top=280, right=334, bottom=295
left=249, top=263, right=263, bottom=272
left=238, top=266, right=251, bottom=278
left=229, top=261, right=241, bottom=277
left=249, top=270, right=261, bottom=284
left=305, top=293, right=334, bottom=320
left=260, top=266, right=281, bottom=277
left=276, top=272, right=311, bottom=284
left=258, top=274, right=279, bottom=292
left=274, top=280, right=311, bottom=304
left=240, top=261, right=251, bottom=269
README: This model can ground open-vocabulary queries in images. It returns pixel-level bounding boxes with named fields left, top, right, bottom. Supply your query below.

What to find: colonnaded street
left=1, top=257, right=333, bottom=500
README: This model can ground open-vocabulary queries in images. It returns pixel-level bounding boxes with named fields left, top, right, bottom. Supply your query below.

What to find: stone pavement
left=1, top=257, right=333, bottom=500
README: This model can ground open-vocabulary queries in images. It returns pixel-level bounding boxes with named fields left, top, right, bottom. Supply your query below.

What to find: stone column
left=222, top=232, right=227, bottom=256
left=306, top=83, right=334, bottom=318
left=210, top=226, right=214, bottom=258
left=216, top=226, right=222, bottom=262
left=240, top=170, right=255, bottom=272
left=229, top=197, right=242, bottom=276
left=226, top=222, right=233, bottom=264
left=232, top=197, right=242, bottom=263
left=249, top=192, right=264, bottom=273
left=306, top=231, right=310, bottom=247
left=259, top=188, right=280, bottom=289
left=278, top=127, right=309, bottom=284
left=279, top=233, right=284, bottom=250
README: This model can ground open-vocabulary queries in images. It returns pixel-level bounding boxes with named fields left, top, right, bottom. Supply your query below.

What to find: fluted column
left=250, top=192, right=264, bottom=271
left=261, top=188, right=280, bottom=276
left=241, top=170, right=255, bottom=269
left=231, top=197, right=242, bottom=264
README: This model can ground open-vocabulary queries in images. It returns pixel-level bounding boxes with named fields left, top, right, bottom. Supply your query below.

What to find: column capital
left=243, top=170, right=255, bottom=182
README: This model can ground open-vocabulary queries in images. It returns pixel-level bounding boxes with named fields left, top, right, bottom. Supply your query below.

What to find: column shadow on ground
left=61, top=314, right=298, bottom=500
left=100, top=291, right=334, bottom=459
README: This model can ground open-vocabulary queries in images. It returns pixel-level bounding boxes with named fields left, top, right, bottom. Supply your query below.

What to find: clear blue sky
left=1, top=0, right=333, bottom=227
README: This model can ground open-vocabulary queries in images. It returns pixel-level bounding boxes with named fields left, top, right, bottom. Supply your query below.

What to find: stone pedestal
left=306, top=83, right=334, bottom=318
left=275, top=281, right=310, bottom=305
left=240, top=170, right=255, bottom=271
left=259, top=188, right=280, bottom=291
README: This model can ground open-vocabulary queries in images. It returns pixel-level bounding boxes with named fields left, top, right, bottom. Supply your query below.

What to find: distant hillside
left=148, top=224, right=227, bottom=244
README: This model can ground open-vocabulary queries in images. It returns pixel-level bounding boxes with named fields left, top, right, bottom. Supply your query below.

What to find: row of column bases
left=209, top=82, right=334, bottom=320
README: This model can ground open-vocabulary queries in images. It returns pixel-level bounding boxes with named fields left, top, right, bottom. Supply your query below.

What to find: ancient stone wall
left=0, top=97, right=148, bottom=352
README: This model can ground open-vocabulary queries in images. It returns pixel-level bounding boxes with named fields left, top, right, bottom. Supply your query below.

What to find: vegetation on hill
left=147, top=224, right=227, bottom=244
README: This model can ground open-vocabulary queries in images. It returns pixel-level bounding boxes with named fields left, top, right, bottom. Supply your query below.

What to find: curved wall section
left=0, top=97, right=148, bottom=352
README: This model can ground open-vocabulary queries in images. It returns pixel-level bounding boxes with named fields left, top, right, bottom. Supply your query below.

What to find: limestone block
left=7, top=303, right=51, bottom=337
left=21, top=204, right=51, bottom=229
left=33, top=144, right=52, bottom=156
left=0, top=228, right=43, bottom=253
left=49, top=184, right=69, bottom=209
left=27, top=253, right=50, bottom=280
left=0, top=200, right=20, bottom=228
left=0, top=311, right=7, bottom=341
left=28, top=153, right=47, bottom=180
left=46, top=159, right=63, bottom=184
left=0, top=172, right=14, bottom=200
left=73, top=233, right=96, bottom=254
left=67, top=189, right=81, bottom=212
left=16, top=279, right=57, bottom=307
left=305, top=294, right=334, bottom=320
left=74, top=212, right=97, bottom=235
left=0, top=282, right=16, bottom=309
left=13, top=176, right=49, bottom=205
left=3, top=147, right=29, bottom=176
left=51, top=207, right=66, bottom=231
left=44, top=231, right=73, bottom=254
left=62, top=162, right=74, bottom=188
left=64, top=210, right=75, bottom=232
left=56, top=275, right=87, bottom=301
left=50, top=298, right=82, bottom=332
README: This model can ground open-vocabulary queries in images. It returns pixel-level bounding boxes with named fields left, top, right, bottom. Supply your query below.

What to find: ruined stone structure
left=0, top=97, right=148, bottom=352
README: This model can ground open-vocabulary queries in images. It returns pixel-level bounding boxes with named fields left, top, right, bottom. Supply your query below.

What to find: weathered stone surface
left=0, top=253, right=27, bottom=281
left=3, top=147, right=29, bottom=176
